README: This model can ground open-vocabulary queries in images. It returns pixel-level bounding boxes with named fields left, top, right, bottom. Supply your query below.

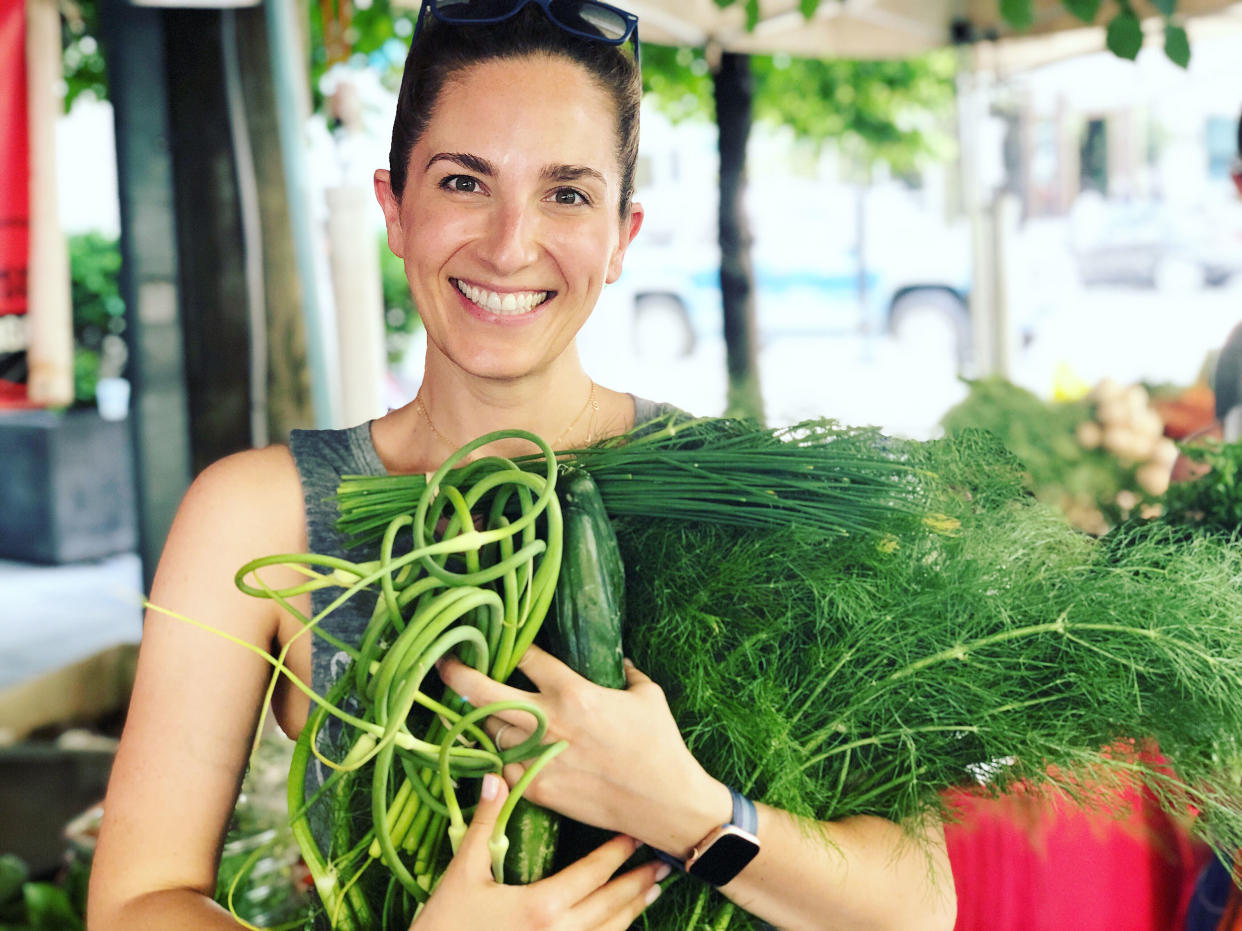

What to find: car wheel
left=633, top=293, right=695, bottom=359
left=888, top=290, right=970, bottom=370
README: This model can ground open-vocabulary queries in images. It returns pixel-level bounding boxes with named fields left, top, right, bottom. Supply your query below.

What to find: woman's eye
left=552, top=188, right=588, bottom=206
left=443, top=176, right=479, bottom=193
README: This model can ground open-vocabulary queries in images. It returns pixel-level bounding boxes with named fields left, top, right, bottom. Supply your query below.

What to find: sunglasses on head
left=414, top=0, right=641, bottom=68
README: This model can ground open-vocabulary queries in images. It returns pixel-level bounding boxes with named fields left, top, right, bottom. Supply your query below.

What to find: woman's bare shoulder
left=186, top=444, right=300, bottom=502
left=149, top=445, right=307, bottom=610
left=175, top=445, right=305, bottom=548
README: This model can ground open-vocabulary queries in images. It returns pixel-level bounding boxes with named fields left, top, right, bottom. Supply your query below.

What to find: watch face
left=686, top=828, right=760, bottom=886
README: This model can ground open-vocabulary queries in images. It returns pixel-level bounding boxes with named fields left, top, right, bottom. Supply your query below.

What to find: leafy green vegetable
left=20, top=884, right=83, bottom=931
left=1162, top=439, right=1242, bottom=532
left=617, top=429, right=1242, bottom=928
left=0, top=856, right=28, bottom=910
left=0, top=855, right=85, bottom=931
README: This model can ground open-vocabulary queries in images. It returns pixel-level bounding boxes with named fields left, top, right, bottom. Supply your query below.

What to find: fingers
left=513, top=644, right=578, bottom=690
left=437, top=655, right=528, bottom=709
left=623, top=657, right=668, bottom=706
left=594, top=888, right=664, bottom=931
left=486, top=719, right=532, bottom=752
left=622, top=657, right=652, bottom=689
left=570, top=858, right=669, bottom=930
left=536, top=833, right=642, bottom=906
left=449, top=773, right=509, bottom=880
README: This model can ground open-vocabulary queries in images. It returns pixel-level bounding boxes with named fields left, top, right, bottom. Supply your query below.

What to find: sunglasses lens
left=547, top=0, right=630, bottom=41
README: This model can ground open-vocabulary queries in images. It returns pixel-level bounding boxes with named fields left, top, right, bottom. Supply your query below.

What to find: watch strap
left=729, top=787, right=758, bottom=836
left=653, top=787, right=758, bottom=871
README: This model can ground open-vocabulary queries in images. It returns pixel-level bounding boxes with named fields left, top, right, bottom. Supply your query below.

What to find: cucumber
left=544, top=466, right=627, bottom=690
left=544, top=466, right=628, bottom=869
left=505, top=466, right=628, bottom=878
left=503, top=797, right=559, bottom=883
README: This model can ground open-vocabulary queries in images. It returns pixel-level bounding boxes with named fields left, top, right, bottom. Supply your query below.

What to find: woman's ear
left=374, top=169, right=405, bottom=258
left=606, top=201, right=645, bottom=284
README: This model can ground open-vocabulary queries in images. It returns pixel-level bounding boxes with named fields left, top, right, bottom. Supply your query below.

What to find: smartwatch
left=659, top=787, right=761, bottom=887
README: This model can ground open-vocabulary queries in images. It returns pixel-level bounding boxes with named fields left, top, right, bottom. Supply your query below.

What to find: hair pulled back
left=388, top=4, right=642, bottom=221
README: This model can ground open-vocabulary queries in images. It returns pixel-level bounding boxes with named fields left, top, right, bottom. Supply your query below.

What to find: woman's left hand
left=436, top=646, right=731, bottom=857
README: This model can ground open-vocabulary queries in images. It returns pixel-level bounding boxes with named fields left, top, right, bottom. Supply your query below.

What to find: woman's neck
left=408, top=351, right=602, bottom=463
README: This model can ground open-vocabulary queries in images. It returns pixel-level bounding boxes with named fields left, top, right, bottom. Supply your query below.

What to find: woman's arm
left=87, top=447, right=306, bottom=930
left=663, top=801, right=955, bottom=931
left=438, top=648, right=957, bottom=931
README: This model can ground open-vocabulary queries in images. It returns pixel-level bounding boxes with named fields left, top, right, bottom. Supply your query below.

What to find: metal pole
left=100, top=0, right=193, bottom=592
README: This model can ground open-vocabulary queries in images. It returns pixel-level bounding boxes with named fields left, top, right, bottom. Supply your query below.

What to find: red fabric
left=0, top=0, right=29, bottom=405
left=945, top=778, right=1209, bottom=931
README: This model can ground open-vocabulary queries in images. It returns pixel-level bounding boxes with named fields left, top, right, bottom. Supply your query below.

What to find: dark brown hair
left=388, top=4, right=642, bottom=221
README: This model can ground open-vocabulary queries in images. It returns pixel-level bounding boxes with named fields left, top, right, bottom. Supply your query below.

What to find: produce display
left=214, top=733, right=308, bottom=927
left=941, top=377, right=1178, bottom=534
left=197, top=415, right=1242, bottom=929
left=0, top=853, right=88, bottom=931
left=1162, top=436, right=1242, bottom=533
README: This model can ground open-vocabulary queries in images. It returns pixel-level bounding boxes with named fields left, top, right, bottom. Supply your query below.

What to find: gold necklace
left=415, top=381, right=599, bottom=453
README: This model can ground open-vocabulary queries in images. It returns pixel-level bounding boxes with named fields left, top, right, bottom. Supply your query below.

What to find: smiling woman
left=85, top=3, right=954, bottom=930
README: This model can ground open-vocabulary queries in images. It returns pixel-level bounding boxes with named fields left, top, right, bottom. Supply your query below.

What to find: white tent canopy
left=620, top=0, right=1242, bottom=66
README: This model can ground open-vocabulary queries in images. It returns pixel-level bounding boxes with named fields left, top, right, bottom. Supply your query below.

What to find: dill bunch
left=619, top=428, right=1242, bottom=929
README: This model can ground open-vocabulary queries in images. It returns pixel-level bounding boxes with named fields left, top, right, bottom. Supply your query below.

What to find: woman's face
left=376, top=55, right=643, bottom=382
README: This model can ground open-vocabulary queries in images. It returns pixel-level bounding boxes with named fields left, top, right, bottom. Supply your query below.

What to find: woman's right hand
left=410, top=774, right=668, bottom=930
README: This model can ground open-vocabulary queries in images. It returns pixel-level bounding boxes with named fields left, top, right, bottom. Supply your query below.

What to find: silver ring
left=494, top=722, right=514, bottom=752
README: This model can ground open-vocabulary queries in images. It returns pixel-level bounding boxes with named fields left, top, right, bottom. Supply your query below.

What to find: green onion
left=336, top=415, right=924, bottom=548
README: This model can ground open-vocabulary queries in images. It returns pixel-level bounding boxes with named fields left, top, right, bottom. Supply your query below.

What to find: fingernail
left=623, top=657, right=635, bottom=669
left=654, top=863, right=671, bottom=882
left=645, top=884, right=663, bottom=906
left=482, top=773, right=500, bottom=800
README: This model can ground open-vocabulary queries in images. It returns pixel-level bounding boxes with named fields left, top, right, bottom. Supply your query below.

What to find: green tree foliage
left=753, top=56, right=957, bottom=170
left=997, top=0, right=1191, bottom=65
left=61, top=0, right=107, bottom=111
left=643, top=44, right=957, bottom=175
left=69, top=232, right=126, bottom=404
left=307, top=2, right=417, bottom=107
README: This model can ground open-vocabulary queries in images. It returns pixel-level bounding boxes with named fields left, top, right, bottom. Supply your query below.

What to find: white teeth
left=454, top=279, right=549, bottom=316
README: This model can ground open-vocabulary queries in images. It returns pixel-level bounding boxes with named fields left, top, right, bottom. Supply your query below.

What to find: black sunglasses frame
left=414, top=0, right=641, bottom=68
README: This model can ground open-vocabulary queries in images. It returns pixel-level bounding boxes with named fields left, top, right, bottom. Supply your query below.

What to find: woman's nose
left=476, top=199, right=541, bottom=275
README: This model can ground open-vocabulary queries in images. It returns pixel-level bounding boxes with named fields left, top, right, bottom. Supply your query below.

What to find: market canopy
left=618, top=0, right=1242, bottom=64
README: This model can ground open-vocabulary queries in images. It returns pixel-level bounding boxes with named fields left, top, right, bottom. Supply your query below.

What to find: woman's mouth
left=452, top=278, right=551, bottom=316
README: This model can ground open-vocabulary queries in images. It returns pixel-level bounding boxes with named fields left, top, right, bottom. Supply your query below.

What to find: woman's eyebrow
left=541, top=164, right=606, bottom=186
left=426, top=152, right=495, bottom=175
